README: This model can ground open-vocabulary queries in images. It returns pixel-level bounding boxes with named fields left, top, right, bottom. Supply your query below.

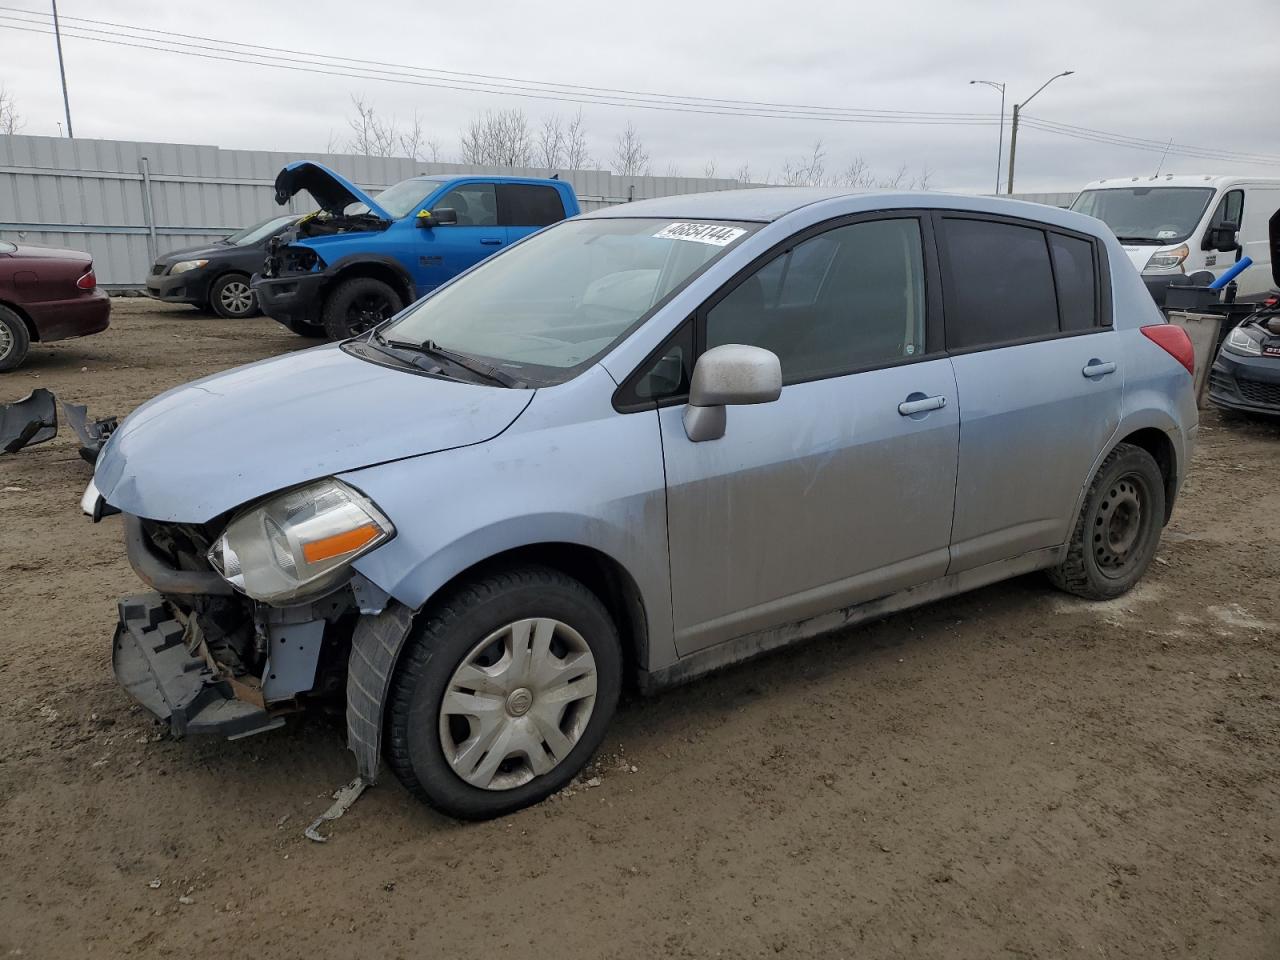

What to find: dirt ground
left=1, top=298, right=1278, bottom=959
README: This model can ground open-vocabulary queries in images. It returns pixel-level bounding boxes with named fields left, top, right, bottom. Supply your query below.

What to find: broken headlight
left=208, top=479, right=394, bottom=606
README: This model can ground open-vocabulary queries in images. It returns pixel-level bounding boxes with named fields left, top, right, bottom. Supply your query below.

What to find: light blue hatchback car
left=85, top=189, right=1198, bottom=819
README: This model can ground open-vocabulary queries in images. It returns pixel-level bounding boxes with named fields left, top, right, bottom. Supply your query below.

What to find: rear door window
left=940, top=217, right=1059, bottom=349
left=498, top=184, right=567, bottom=227
left=1049, top=233, right=1098, bottom=332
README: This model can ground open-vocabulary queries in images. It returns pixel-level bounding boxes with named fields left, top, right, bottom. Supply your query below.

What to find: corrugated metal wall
left=0, top=133, right=1078, bottom=286
left=0, top=134, right=747, bottom=286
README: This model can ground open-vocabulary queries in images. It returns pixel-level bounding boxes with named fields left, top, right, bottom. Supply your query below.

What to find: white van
left=1070, top=175, right=1280, bottom=303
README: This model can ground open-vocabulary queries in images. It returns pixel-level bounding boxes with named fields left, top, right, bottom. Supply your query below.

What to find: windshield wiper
left=1115, top=235, right=1171, bottom=245
left=376, top=333, right=522, bottom=388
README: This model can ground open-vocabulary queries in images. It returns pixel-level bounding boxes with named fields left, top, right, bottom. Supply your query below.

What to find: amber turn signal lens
left=301, top=522, right=381, bottom=564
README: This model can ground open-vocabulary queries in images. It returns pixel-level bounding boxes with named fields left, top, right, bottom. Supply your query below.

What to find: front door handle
left=898, top=394, right=947, bottom=416
left=480, top=238, right=503, bottom=246
left=1082, top=359, right=1117, bottom=379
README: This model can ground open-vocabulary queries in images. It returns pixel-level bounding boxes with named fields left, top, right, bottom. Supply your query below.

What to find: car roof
left=579, top=188, right=1105, bottom=233
left=407, top=174, right=567, bottom=186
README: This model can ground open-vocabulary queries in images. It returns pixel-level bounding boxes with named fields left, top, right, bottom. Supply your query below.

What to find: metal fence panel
left=1, top=133, right=1079, bottom=286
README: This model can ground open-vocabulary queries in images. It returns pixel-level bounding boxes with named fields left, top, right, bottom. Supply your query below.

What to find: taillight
left=1141, top=324, right=1195, bottom=376
left=76, top=267, right=96, bottom=290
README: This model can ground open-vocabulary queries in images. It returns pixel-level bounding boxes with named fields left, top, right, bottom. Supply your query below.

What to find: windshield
left=1071, top=187, right=1215, bottom=244
left=372, top=178, right=443, bottom=219
left=380, top=217, right=757, bottom=383
left=225, top=214, right=297, bottom=246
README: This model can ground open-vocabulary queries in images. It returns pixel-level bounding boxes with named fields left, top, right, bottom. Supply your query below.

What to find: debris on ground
left=0, top=388, right=57, bottom=454
left=303, top=777, right=368, bottom=842
left=59, top=399, right=117, bottom=464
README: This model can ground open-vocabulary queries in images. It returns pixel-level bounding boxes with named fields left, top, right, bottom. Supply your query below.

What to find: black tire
left=1048, top=443, right=1166, bottom=600
left=387, top=566, right=622, bottom=820
left=282, top=314, right=326, bottom=338
left=0, top=305, right=32, bottom=372
left=208, top=273, right=258, bottom=319
left=322, top=276, right=403, bottom=340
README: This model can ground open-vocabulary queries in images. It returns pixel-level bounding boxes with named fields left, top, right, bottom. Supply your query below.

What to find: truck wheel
left=282, top=315, right=326, bottom=338
left=0, top=306, right=32, bottom=372
left=209, top=273, right=258, bottom=318
left=1048, top=443, right=1166, bottom=600
left=386, top=566, right=622, bottom=820
left=322, top=277, right=403, bottom=339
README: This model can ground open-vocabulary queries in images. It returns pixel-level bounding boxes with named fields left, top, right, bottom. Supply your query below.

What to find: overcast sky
left=2, top=0, right=1278, bottom=193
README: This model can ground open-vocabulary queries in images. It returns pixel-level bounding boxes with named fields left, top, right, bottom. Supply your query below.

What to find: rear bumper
left=25, top=290, right=111, bottom=342
left=1207, top=349, right=1280, bottom=416
left=145, top=270, right=211, bottom=307
left=252, top=271, right=325, bottom=326
left=113, top=593, right=283, bottom=739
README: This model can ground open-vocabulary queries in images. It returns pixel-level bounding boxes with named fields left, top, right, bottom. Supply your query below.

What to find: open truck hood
left=93, top=345, right=533, bottom=523
left=274, top=161, right=393, bottom=221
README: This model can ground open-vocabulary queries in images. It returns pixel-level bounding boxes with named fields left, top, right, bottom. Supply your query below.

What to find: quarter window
left=499, top=184, right=567, bottom=227
left=433, top=183, right=498, bottom=226
left=704, top=218, right=927, bottom=382
left=941, top=218, right=1059, bottom=349
left=1049, top=233, right=1098, bottom=332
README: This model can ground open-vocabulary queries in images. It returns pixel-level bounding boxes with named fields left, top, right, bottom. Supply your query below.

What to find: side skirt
left=638, top=545, right=1063, bottom=693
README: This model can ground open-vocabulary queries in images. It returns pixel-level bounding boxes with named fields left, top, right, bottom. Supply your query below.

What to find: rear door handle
left=1082, top=359, right=1117, bottom=378
left=480, top=238, right=503, bottom=246
left=898, top=395, right=947, bottom=416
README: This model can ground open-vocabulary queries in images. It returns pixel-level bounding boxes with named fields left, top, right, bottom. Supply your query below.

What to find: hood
left=1271, top=208, right=1280, bottom=287
left=157, top=242, right=231, bottom=264
left=274, top=161, right=392, bottom=221
left=94, top=345, right=534, bottom=523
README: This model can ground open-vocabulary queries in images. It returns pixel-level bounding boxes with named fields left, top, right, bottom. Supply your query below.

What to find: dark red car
left=0, top=240, right=110, bottom=371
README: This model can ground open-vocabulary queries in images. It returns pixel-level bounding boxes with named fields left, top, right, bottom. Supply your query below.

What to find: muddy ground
left=1, top=299, right=1278, bottom=959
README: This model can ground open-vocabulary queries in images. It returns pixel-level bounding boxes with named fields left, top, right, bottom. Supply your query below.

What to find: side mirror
left=417, top=207, right=458, bottom=228
left=1203, top=222, right=1240, bottom=253
left=683, top=344, right=782, bottom=442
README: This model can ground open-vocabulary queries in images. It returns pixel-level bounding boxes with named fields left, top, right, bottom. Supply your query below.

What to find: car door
left=936, top=213, right=1123, bottom=573
left=650, top=214, right=960, bottom=656
left=415, top=182, right=506, bottom=293
left=1201, top=188, right=1246, bottom=288
left=497, top=183, right=569, bottom=243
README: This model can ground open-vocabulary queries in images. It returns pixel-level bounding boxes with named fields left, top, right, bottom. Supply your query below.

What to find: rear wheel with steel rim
left=1049, top=443, right=1166, bottom=600
left=387, top=566, right=621, bottom=819
left=0, top=305, right=31, bottom=373
left=209, top=273, right=258, bottom=318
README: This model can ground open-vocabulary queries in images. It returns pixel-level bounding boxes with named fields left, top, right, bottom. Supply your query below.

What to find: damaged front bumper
left=114, top=593, right=285, bottom=739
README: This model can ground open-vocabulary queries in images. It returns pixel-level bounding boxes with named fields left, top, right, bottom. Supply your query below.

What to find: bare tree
left=664, top=161, right=683, bottom=177
left=398, top=111, right=444, bottom=163
left=840, top=155, right=872, bottom=189
left=611, top=122, right=650, bottom=177
left=779, top=140, right=827, bottom=186
left=563, top=110, right=591, bottom=170
left=735, top=162, right=752, bottom=183
left=460, top=109, right=533, bottom=167
left=877, top=163, right=908, bottom=190
left=343, top=94, right=399, bottom=157
left=908, top=166, right=933, bottom=191
left=0, top=85, right=24, bottom=135
left=536, top=114, right=565, bottom=170
left=703, top=159, right=717, bottom=179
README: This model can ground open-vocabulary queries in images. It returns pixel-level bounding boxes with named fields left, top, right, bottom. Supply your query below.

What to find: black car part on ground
left=0, top=387, right=57, bottom=453
left=59, top=399, right=116, bottom=463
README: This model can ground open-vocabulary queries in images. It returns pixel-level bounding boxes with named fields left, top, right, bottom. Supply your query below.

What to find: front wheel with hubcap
left=322, top=276, right=403, bottom=340
left=1048, top=442, right=1166, bottom=600
left=387, top=567, right=621, bottom=820
left=209, top=273, right=258, bottom=318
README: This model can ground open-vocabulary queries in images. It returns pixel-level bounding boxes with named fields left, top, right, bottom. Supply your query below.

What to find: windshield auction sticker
left=653, top=222, right=747, bottom=246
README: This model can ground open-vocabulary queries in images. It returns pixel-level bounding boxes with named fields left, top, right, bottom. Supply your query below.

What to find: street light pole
left=1006, top=70, right=1073, bottom=195
left=51, top=0, right=74, bottom=138
left=969, top=79, right=1006, bottom=196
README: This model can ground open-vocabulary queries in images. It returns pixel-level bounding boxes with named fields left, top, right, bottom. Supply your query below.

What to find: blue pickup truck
left=254, top=162, right=580, bottom=338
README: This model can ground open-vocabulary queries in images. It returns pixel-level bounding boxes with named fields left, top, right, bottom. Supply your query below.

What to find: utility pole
left=969, top=79, right=1006, bottom=196
left=51, top=0, right=74, bottom=138
left=1006, top=70, right=1074, bottom=195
